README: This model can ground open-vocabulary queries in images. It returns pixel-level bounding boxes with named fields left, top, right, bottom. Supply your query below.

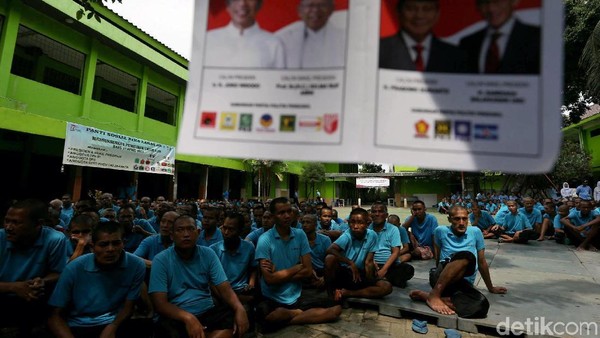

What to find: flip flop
left=444, top=328, right=462, bottom=338
left=412, top=319, right=428, bottom=334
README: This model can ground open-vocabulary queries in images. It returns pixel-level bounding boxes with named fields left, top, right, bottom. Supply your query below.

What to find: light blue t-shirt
left=308, top=233, right=331, bottom=270
left=567, top=209, right=599, bottom=237
left=149, top=246, right=227, bottom=316
left=501, top=212, right=531, bottom=234
left=469, top=210, right=496, bottom=231
left=245, top=227, right=266, bottom=247
left=398, top=226, right=410, bottom=247
left=518, top=208, right=543, bottom=228
left=134, top=235, right=171, bottom=261
left=333, top=229, right=378, bottom=270
left=197, top=228, right=223, bottom=247
left=48, top=252, right=145, bottom=327
left=369, top=222, right=401, bottom=265
left=255, top=227, right=311, bottom=305
left=434, top=226, right=484, bottom=284
left=0, top=227, right=68, bottom=282
left=553, top=214, right=564, bottom=230
left=317, top=220, right=340, bottom=231
left=210, top=240, right=256, bottom=292
left=404, top=214, right=438, bottom=247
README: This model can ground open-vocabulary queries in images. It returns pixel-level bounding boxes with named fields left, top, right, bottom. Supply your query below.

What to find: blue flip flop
left=412, top=319, right=428, bottom=334
left=444, top=328, right=462, bottom=338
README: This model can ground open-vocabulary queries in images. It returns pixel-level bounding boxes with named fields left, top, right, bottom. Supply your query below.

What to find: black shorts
left=154, top=303, right=234, bottom=338
left=429, top=251, right=477, bottom=297
left=334, top=265, right=378, bottom=290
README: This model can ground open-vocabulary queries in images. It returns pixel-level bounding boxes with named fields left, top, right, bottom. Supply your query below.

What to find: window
left=93, top=60, right=138, bottom=112
left=11, top=25, right=85, bottom=94
left=591, top=128, right=600, bottom=138
left=145, top=84, right=177, bottom=125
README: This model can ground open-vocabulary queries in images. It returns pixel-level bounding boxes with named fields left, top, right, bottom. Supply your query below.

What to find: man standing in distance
left=205, top=0, right=285, bottom=68
left=379, top=0, right=467, bottom=72
left=459, top=0, right=540, bottom=74
left=277, top=0, right=346, bottom=68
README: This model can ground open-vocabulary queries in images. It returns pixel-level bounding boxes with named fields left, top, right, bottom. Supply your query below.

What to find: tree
left=359, top=163, right=384, bottom=173
left=300, top=162, right=326, bottom=200
left=243, top=160, right=288, bottom=201
left=564, top=0, right=600, bottom=125
left=551, top=139, right=592, bottom=183
left=76, top=0, right=122, bottom=22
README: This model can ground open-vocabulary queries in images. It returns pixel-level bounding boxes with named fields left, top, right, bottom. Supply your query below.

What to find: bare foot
left=576, top=245, right=587, bottom=251
left=441, top=297, right=456, bottom=310
left=334, top=289, right=345, bottom=301
left=537, top=237, right=545, bottom=241
left=589, top=245, right=599, bottom=252
left=409, top=290, right=428, bottom=301
left=426, top=295, right=456, bottom=315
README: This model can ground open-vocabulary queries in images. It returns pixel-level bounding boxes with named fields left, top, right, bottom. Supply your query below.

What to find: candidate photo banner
left=194, top=0, right=349, bottom=145
left=63, top=123, right=175, bottom=175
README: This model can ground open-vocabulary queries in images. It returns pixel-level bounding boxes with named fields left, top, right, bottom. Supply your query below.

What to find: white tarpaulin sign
left=63, top=123, right=175, bottom=175
left=356, top=177, right=390, bottom=188
left=177, top=0, right=562, bottom=173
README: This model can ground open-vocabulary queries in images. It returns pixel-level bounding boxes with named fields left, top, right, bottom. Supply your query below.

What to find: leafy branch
left=76, top=0, right=122, bottom=22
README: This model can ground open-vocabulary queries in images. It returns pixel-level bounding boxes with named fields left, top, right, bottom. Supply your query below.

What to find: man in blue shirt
left=409, top=205, right=506, bottom=317
left=301, top=213, right=331, bottom=289
left=576, top=180, right=593, bottom=201
left=491, top=200, right=538, bottom=243
left=469, top=203, right=496, bottom=239
left=134, top=209, right=179, bottom=268
left=47, top=221, right=147, bottom=338
left=255, top=197, right=341, bottom=332
left=0, top=199, right=69, bottom=335
left=150, top=215, right=248, bottom=338
left=387, top=214, right=412, bottom=263
left=118, top=204, right=156, bottom=253
left=317, top=206, right=342, bottom=241
left=325, top=208, right=392, bottom=302
left=561, top=199, right=600, bottom=251
left=402, top=200, right=438, bottom=260
left=197, top=207, right=223, bottom=247
left=245, top=210, right=274, bottom=247
left=519, top=197, right=543, bottom=234
left=369, top=202, right=414, bottom=288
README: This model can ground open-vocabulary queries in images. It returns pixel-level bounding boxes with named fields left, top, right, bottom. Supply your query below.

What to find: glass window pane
left=145, top=84, right=177, bottom=126
left=93, top=60, right=138, bottom=112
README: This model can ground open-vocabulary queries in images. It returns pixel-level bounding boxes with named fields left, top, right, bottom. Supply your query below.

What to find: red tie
left=485, top=32, right=501, bottom=73
left=413, top=44, right=424, bottom=72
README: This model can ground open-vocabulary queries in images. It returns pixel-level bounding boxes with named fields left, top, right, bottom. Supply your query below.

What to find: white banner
left=62, top=123, right=175, bottom=175
left=356, top=177, right=390, bottom=188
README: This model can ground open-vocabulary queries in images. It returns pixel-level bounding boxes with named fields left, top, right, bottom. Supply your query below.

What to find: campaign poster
left=376, top=0, right=549, bottom=157
left=191, top=0, right=349, bottom=145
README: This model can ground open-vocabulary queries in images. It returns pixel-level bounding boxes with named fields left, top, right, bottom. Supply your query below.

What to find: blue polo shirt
left=209, top=240, right=256, bottom=292
left=308, top=233, right=331, bottom=270
left=368, top=222, right=401, bottom=265
left=469, top=210, right=496, bottom=231
left=60, top=206, right=75, bottom=228
left=255, top=227, right=311, bottom=305
left=567, top=209, right=599, bottom=237
left=553, top=214, right=564, bottom=230
left=134, top=235, right=172, bottom=261
left=245, top=227, right=266, bottom=247
left=404, top=214, right=438, bottom=247
left=149, top=246, right=227, bottom=316
left=501, top=212, right=531, bottom=234
left=398, top=226, right=410, bottom=247
left=48, top=252, right=145, bottom=327
left=317, top=220, right=340, bottom=231
left=0, top=227, right=68, bottom=282
left=434, top=226, right=484, bottom=284
left=518, top=208, right=543, bottom=228
left=197, top=228, right=223, bottom=247
left=333, top=229, right=377, bottom=270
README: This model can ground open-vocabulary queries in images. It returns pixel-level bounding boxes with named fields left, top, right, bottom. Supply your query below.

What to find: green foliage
left=359, top=163, right=384, bottom=173
left=76, top=0, right=122, bottom=23
left=300, top=162, right=325, bottom=184
left=564, top=0, right=600, bottom=125
left=243, top=159, right=288, bottom=199
left=551, top=139, right=592, bottom=183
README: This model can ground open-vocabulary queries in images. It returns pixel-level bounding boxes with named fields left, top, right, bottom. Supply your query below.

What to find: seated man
left=369, top=203, right=414, bottom=288
left=209, top=212, right=257, bottom=305
left=537, top=202, right=557, bottom=241
left=409, top=206, right=506, bottom=317
left=196, top=206, right=223, bottom=247
left=118, top=204, right=156, bottom=253
left=66, top=214, right=95, bottom=262
left=387, top=214, right=411, bottom=262
left=469, top=203, right=496, bottom=239
left=552, top=204, right=569, bottom=244
left=245, top=210, right=274, bottom=247
left=402, top=200, right=438, bottom=259
left=317, top=206, right=343, bottom=241
left=325, top=208, right=393, bottom=302
left=490, top=200, right=538, bottom=243
left=0, top=199, right=69, bottom=335
left=301, top=213, right=332, bottom=289
left=149, top=215, right=249, bottom=338
left=47, top=221, right=147, bottom=338
left=519, top=197, right=543, bottom=234
left=255, top=197, right=341, bottom=332
left=560, top=199, right=600, bottom=251
left=134, top=210, right=179, bottom=268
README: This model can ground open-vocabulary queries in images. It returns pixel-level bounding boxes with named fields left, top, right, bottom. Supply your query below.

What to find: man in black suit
left=379, top=0, right=467, bottom=73
left=459, top=0, right=540, bottom=74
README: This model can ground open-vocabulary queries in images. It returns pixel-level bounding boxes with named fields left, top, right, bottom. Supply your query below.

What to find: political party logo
left=474, top=124, right=499, bottom=140
left=220, top=112, right=237, bottom=131
left=435, top=120, right=451, bottom=139
left=298, top=116, right=322, bottom=131
left=200, top=112, right=216, bottom=128
left=323, top=114, right=339, bottom=134
left=415, top=120, right=429, bottom=138
left=239, top=113, right=253, bottom=131
left=260, top=114, right=273, bottom=128
left=280, top=115, right=296, bottom=132
left=454, top=120, right=471, bottom=141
